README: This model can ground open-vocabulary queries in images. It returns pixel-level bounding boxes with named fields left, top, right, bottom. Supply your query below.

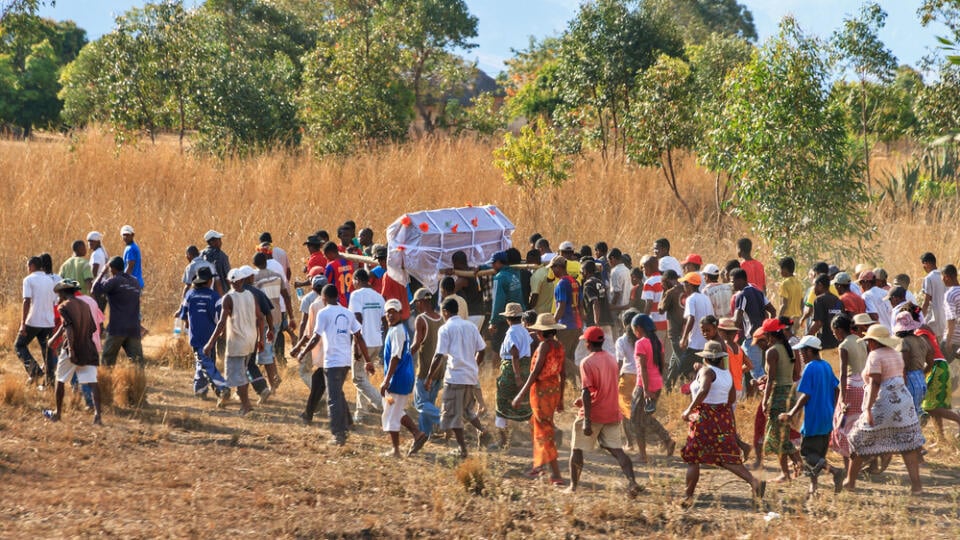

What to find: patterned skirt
left=496, top=357, right=532, bottom=422
left=849, top=376, right=926, bottom=456
left=763, top=383, right=797, bottom=456
left=529, top=377, right=562, bottom=467
left=922, top=360, right=951, bottom=411
left=904, top=369, right=927, bottom=417
left=830, top=374, right=864, bottom=457
left=681, top=402, right=743, bottom=465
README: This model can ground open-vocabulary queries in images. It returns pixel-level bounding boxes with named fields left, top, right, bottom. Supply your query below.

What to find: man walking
left=178, top=266, right=229, bottom=404
left=348, top=268, right=385, bottom=422
left=120, top=225, right=144, bottom=289
left=59, top=240, right=93, bottom=294
left=16, top=256, right=57, bottom=385
left=201, top=230, right=230, bottom=296
left=44, top=279, right=102, bottom=425
left=91, top=256, right=143, bottom=367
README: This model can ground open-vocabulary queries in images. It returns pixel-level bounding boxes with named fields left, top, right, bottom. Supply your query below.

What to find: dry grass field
left=1, top=132, right=960, bottom=538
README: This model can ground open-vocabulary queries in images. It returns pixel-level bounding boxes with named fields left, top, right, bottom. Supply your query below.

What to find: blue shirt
left=123, top=242, right=144, bottom=288
left=553, top=276, right=581, bottom=330
left=383, top=324, right=415, bottom=395
left=180, top=286, right=221, bottom=349
left=796, top=359, right=839, bottom=437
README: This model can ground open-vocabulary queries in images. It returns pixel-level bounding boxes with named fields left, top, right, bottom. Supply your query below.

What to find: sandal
left=549, top=478, right=566, bottom=487
left=524, top=466, right=544, bottom=479
left=408, top=433, right=429, bottom=456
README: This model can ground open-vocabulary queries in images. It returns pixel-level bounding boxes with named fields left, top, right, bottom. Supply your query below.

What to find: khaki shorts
left=439, top=383, right=477, bottom=431
left=570, top=417, right=622, bottom=452
left=381, top=392, right=411, bottom=432
left=55, top=352, right=98, bottom=384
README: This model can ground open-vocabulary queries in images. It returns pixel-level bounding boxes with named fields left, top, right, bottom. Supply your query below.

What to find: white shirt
left=313, top=303, right=362, bottom=368
left=683, top=291, right=715, bottom=350
left=90, top=246, right=107, bottom=272
left=265, top=259, right=288, bottom=312
left=22, top=271, right=56, bottom=328
left=923, top=270, right=947, bottom=337
left=615, top=335, right=636, bottom=375
left=609, top=263, right=631, bottom=306
left=436, top=315, right=486, bottom=385
left=658, top=255, right=683, bottom=276
left=348, top=286, right=386, bottom=348
left=271, top=246, right=290, bottom=277
left=690, top=365, right=732, bottom=405
left=702, top=282, right=733, bottom=318
left=499, top=323, right=533, bottom=359
left=861, top=286, right=889, bottom=328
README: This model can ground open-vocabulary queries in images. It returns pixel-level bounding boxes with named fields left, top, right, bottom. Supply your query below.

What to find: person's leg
left=303, top=368, right=326, bottom=422
left=718, top=463, right=763, bottom=496
left=352, top=348, right=383, bottom=419
left=90, top=382, right=102, bottom=424
left=743, top=337, right=764, bottom=379
left=928, top=407, right=960, bottom=435
left=54, top=381, right=65, bottom=418
left=100, top=333, right=123, bottom=368
left=684, top=464, right=701, bottom=500
left=245, top=354, right=269, bottom=396
left=902, top=449, right=924, bottom=494
left=630, top=387, right=649, bottom=462
left=844, top=454, right=865, bottom=491
left=568, top=449, right=584, bottom=491
left=120, top=336, right=145, bottom=368
left=14, top=325, right=44, bottom=378
left=452, top=427, right=467, bottom=456
left=37, top=327, right=55, bottom=385
left=326, top=367, right=350, bottom=441
left=196, top=348, right=228, bottom=395
left=414, top=378, right=440, bottom=436
left=193, top=349, right=210, bottom=396
left=605, top=447, right=640, bottom=491
left=276, top=314, right=287, bottom=369
left=236, top=383, right=252, bottom=413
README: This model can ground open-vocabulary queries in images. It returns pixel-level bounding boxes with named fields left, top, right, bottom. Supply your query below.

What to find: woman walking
left=829, top=314, right=867, bottom=471
left=844, top=324, right=924, bottom=495
left=680, top=340, right=765, bottom=504
left=513, top=313, right=567, bottom=485
left=494, top=303, right=534, bottom=448
left=615, top=309, right=640, bottom=452
left=630, top=314, right=675, bottom=463
left=757, top=318, right=802, bottom=482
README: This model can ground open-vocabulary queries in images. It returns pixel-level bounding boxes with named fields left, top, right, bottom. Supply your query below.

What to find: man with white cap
left=701, top=263, right=732, bottom=318
left=204, top=266, right=262, bottom=415
left=87, top=231, right=109, bottom=310
left=200, top=230, right=230, bottom=296
left=120, top=225, right=144, bottom=289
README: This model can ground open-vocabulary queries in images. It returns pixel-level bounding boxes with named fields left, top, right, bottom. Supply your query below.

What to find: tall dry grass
left=0, top=130, right=957, bottom=330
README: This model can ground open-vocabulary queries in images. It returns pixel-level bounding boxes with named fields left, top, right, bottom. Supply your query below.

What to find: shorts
left=570, top=417, right=622, bottom=452
left=439, top=383, right=478, bottom=431
left=224, top=356, right=248, bottom=388
left=55, top=353, right=98, bottom=384
left=381, top=392, right=411, bottom=432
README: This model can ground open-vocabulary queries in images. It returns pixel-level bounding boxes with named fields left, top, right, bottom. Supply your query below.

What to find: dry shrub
left=0, top=375, right=25, bottom=407
left=97, top=367, right=114, bottom=407
left=455, top=457, right=487, bottom=495
left=0, top=305, right=22, bottom=352
left=156, top=337, right=194, bottom=370
left=112, top=365, right=147, bottom=408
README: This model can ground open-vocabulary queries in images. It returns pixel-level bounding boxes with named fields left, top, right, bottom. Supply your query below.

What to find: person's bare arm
left=680, top=316, right=694, bottom=350
left=764, top=302, right=776, bottom=318
left=410, top=315, right=428, bottom=356
left=204, top=295, right=232, bottom=357
left=761, top=348, right=778, bottom=413
left=19, top=298, right=30, bottom=335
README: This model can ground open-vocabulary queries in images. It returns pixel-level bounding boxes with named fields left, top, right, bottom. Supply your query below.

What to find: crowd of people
left=14, top=224, right=960, bottom=503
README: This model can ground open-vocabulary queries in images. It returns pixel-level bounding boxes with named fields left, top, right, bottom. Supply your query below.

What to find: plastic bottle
left=173, top=318, right=183, bottom=337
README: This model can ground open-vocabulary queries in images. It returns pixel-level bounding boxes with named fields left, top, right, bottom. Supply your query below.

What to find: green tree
left=625, top=54, right=696, bottom=219
left=703, top=18, right=867, bottom=259
left=501, top=36, right=562, bottom=122
left=553, top=0, right=683, bottom=160
left=57, top=37, right=110, bottom=127
left=830, top=2, right=896, bottom=189
left=648, top=0, right=757, bottom=44
left=493, top=117, right=571, bottom=224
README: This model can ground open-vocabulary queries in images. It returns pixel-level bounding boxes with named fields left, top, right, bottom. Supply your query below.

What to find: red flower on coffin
left=419, top=222, right=429, bottom=232
left=401, top=215, right=412, bottom=226
left=451, top=224, right=459, bottom=233
left=470, top=217, right=479, bottom=228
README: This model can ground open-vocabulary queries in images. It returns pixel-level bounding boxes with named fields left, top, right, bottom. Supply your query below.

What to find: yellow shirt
left=804, top=284, right=839, bottom=307
left=778, top=276, right=804, bottom=318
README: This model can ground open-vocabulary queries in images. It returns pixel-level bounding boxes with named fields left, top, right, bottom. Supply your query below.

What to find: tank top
left=225, top=289, right=257, bottom=357
left=691, top=365, right=732, bottom=405
left=839, top=334, right=868, bottom=376
left=417, top=313, right=444, bottom=379
left=725, top=344, right=745, bottom=392
left=771, top=342, right=794, bottom=386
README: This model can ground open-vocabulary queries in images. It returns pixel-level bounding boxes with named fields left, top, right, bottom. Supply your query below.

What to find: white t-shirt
left=499, top=323, right=533, bottom=360
left=436, top=315, right=486, bottom=385
left=90, top=246, right=108, bottom=272
left=683, top=291, right=715, bottom=350
left=265, top=259, right=288, bottom=312
left=615, top=335, right=636, bottom=375
left=313, top=303, right=362, bottom=368
left=609, top=263, right=630, bottom=306
left=348, top=286, right=386, bottom=348
left=271, top=246, right=290, bottom=277
left=300, top=290, right=319, bottom=316
left=23, top=271, right=56, bottom=328
left=923, top=269, right=947, bottom=337
left=658, top=255, right=683, bottom=276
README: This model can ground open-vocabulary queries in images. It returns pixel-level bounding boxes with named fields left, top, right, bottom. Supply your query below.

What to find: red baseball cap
left=682, top=253, right=703, bottom=266
left=579, top=326, right=605, bottom=343
left=760, top=318, right=787, bottom=333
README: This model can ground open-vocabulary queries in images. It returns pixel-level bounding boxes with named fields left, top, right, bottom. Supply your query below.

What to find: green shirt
left=59, top=255, right=93, bottom=294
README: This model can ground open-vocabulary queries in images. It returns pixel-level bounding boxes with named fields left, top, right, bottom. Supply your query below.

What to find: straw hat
left=696, top=340, right=728, bottom=359
left=529, top=313, right=566, bottom=331
left=851, top=313, right=876, bottom=327
left=500, top=302, right=524, bottom=318
left=858, top=324, right=900, bottom=349
left=717, top=317, right=738, bottom=332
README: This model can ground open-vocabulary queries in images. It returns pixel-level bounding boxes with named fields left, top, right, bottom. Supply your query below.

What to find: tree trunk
left=661, top=147, right=694, bottom=220
left=860, top=79, right=871, bottom=191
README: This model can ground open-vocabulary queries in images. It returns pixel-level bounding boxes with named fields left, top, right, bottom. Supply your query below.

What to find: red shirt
left=306, top=251, right=327, bottom=275
left=380, top=274, right=411, bottom=321
left=839, top=291, right=866, bottom=315
left=740, top=259, right=766, bottom=292
left=579, top=350, right=622, bottom=424
left=325, top=258, right=355, bottom=307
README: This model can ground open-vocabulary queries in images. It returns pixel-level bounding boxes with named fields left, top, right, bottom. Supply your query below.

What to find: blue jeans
left=326, top=366, right=350, bottom=438
left=742, top=337, right=764, bottom=379
left=193, top=347, right=228, bottom=395
left=414, top=377, right=441, bottom=436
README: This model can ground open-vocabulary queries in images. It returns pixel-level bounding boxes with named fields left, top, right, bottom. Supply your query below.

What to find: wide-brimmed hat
left=303, top=235, right=322, bottom=246
left=858, top=324, right=900, bottom=348
left=529, top=313, right=566, bottom=331
left=500, top=302, right=524, bottom=318
left=893, top=311, right=921, bottom=333
left=696, top=340, right=727, bottom=359
left=53, top=279, right=80, bottom=293
left=193, top=266, right=214, bottom=285
left=851, top=313, right=876, bottom=327
left=717, top=317, right=738, bottom=332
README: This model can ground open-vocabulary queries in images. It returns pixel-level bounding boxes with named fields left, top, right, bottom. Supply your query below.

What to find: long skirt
left=921, top=360, right=951, bottom=411
left=763, top=383, right=797, bottom=456
left=496, top=357, right=532, bottom=421
left=681, top=402, right=743, bottom=465
left=849, top=376, right=926, bottom=456
left=618, top=373, right=636, bottom=419
left=530, top=377, right=561, bottom=467
left=904, top=369, right=927, bottom=418
left=830, top=374, right=865, bottom=457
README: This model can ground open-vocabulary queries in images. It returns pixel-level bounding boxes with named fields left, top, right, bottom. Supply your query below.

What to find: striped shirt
left=641, top=274, right=667, bottom=331
left=944, top=285, right=960, bottom=345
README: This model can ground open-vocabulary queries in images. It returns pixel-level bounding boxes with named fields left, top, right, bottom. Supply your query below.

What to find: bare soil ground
left=2, top=337, right=960, bottom=539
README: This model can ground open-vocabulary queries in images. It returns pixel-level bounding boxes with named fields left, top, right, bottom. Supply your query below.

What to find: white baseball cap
left=86, top=231, right=102, bottom=242
left=702, top=263, right=720, bottom=275
left=204, top=230, right=224, bottom=242
left=228, top=265, right=255, bottom=282
left=791, top=335, right=822, bottom=350
left=120, top=225, right=135, bottom=235
left=558, top=241, right=575, bottom=252
left=384, top=299, right=402, bottom=312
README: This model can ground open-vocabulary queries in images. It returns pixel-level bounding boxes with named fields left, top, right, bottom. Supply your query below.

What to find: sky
left=37, top=0, right=951, bottom=76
